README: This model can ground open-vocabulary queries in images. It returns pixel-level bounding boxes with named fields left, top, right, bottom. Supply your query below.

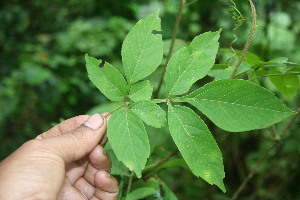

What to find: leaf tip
left=154, top=9, right=160, bottom=16
left=135, top=170, right=142, bottom=178
left=84, top=53, right=90, bottom=62
left=219, top=183, right=226, bottom=193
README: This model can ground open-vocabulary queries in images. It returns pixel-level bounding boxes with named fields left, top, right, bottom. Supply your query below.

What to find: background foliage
left=0, top=0, right=299, bottom=199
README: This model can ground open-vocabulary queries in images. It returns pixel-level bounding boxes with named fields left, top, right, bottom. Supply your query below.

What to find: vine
left=227, top=0, right=248, bottom=69
left=230, top=0, right=257, bottom=79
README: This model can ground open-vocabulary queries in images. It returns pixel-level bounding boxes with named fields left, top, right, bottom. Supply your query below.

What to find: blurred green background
left=0, top=0, right=299, bottom=199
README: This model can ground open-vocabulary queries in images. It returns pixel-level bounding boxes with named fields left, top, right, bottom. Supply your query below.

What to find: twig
left=231, top=108, right=300, bottom=200
left=154, top=0, right=185, bottom=98
left=230, top=0, right=257, bottom=79
left=142, top=149, right=178, bottom=177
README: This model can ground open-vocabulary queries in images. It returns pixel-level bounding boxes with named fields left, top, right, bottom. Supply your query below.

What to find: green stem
left=154, top=0, right=185, bottom=98
left=151, top=97, right=185, bottom=103
left=126, top=171, right=135, bottom=198
left=142, top=149, right=178, bottom=177
left=230, top=0, right=257, bottom=79
left=103, top=104, right=125, bottom=118
left=100, top=104, right=125, bottom=147
left=151, top=98, right=169, bottom=103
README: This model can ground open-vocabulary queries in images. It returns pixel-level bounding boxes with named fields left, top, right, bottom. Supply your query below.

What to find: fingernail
left=84, top=114, right=104, bottom=130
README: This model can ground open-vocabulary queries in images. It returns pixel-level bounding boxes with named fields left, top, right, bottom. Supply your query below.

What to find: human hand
left=0, top=113, right=118, bottom=200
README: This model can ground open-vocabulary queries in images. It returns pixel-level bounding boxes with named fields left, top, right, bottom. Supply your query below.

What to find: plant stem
left=142, top=149, right=178, bottom=177
left=151, top=98, right=169, bottom=103
left=126, top=171, right=135, bottom=197
left=154, top=0, right=185, bottom=98
left=231, top=108, right=300, bottom=200
left=100, top=104, right=126, bottom=146
left=103, top=104, right=125, bottom=118
left=184, top=0, right=198, bottom=7
left=230, top=0, right=257, bottom=79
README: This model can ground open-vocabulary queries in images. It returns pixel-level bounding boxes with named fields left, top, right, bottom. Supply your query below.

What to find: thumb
left=43, top=113, right=107, bottom=163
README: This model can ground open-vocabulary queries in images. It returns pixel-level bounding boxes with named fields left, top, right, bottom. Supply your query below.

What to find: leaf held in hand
left=107, top=108, right=150, bottom=177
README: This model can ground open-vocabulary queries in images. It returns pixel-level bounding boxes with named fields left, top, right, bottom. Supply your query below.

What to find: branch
left=231, top=107, right=300, bottom=200
left=230, top=0, right=257, bottom=79
left=154, top=0, right=185, bottom=98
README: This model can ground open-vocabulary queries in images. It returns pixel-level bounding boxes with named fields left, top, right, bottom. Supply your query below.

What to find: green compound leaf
left=121, top=11, right=163, bottom=84
left=107, top=107, right=150, bottom=178
left=85, top=54, right=128, bottom=101
left=131, top=101, right=166, bottom=128
left=168, top=104, right=225, bottom=192
left=165, top=30, right=221, bottom=96
left=129, top=80, right=153, bottom=101
left=181, top=79, right=296, bottom=132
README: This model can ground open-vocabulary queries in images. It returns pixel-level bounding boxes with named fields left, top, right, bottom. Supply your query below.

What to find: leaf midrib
left=125, top=111, right=138, bottom=170
left=130, top=18, right=157, bottom=82
left=185, top=98, right=291, bottom=114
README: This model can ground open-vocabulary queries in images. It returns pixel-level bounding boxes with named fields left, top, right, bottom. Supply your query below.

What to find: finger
left=89, top=145, right=112, bottom=171
left=43, top=113, right=107, bottom=163
left=73, top=178, right=96, bottom=199
left=65, top=157, right=89, bottom=184
left=94, top=171, right=118, bottom=200
left=81, top=146, right=112, bottom=186
left=90, top=197, right=101, bottom=200
left=58, top=179, right=89, bottom=200
left=37, top=115, right=90, bottom=139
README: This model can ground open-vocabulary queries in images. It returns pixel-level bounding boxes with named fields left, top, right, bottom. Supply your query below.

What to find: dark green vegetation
left=1, top=0, right=300, bottom=199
